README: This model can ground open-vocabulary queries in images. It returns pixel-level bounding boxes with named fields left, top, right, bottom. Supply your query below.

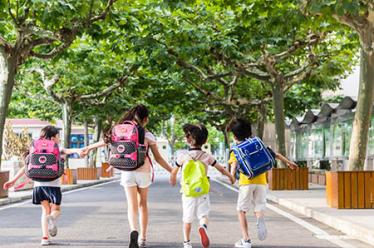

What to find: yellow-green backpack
left=182, top=158, right=210, bottom=197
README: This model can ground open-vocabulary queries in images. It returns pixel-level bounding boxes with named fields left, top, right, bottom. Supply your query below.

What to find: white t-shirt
left=176, top=149, right=217, bottom=173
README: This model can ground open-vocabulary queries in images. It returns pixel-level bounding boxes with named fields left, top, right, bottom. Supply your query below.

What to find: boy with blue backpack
left=227, top=119, right=297, bottom=248
left=170, top=124, right=235, bottom=248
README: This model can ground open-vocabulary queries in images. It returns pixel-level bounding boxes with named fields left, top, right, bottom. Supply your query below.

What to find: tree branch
left=7, top=0, right=18, bottom=25
left=79, top=65, right=138, bottom=100
left=273, top=33, right=322, bottom=61
left=167, top=48, right=232, bottom=83
left=0, top=35, right=12, bottom=52
left=88, top=0, right=117, bottom=24
left=30, top=68, right=63, bottom=103
left=29, top=0, right=117, bottom=60
left=30, top=40, right=74, bottom=60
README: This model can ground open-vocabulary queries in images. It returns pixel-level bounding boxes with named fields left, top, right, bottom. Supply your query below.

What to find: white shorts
left=237, top=184, right=267, bottom=213
left=120, top=171, right=152, bottom=188
left=182, top=194, right=210, bottom=223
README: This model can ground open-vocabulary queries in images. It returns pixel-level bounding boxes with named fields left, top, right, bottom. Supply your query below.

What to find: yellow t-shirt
left=229, top=152, right=267, bottom=185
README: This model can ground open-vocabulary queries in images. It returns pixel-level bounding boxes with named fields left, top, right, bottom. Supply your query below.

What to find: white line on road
left=0, top=180, right=119, bottom=212
left=212, top=178, right=356, bottom=248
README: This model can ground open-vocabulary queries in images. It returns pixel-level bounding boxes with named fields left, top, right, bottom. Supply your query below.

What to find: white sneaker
left=41, top=238, right=50, bottom=246
left=256, top=216, right=267, bottom=241
left=139, top=239, right=146, bottom=248
left=47, top=215, right=57, bottom=237
left=235, top=239, right=251, bottom=248
left=183, top=241, right=193, bottom=248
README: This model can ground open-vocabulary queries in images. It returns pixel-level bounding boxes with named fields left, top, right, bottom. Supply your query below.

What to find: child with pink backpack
left=3, top=125, right=81, bottom=246
left=80, top=104, right=173, bottom=248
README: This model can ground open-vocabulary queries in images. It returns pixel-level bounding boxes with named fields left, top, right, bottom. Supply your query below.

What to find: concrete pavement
left=0, top=176, right=371, bottom=248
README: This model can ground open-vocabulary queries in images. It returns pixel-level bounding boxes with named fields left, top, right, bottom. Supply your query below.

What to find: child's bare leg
left=50, top=204, right=61, bottom=220
left=199, top=216, right=209, bottom=227
left=138, top=187, right=149, bottom=240
left=238, top=210, right=250, bottom=240
left=124, top=186, right=139, bottom=231
left=40, top=201, right=51, bottom=238
left=183, top=222, right=192, bottom=242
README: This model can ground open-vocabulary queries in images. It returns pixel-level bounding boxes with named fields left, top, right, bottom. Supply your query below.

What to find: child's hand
left=229, top=174, right=236, bottom=185
left=170, top=174, right=177, bottom=186
left=287, top=161, right=298, bottom=169
left=80, top=148, right=89, bottom=158
left=3, top=180, right=15, bottom=190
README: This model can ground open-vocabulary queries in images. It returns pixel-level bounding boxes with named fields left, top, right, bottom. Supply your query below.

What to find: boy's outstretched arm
left=170, top=166, right=179, bottom=186
left=275, top=153, right=298, bottom=169
left=214, top=162, right=235, bottom=184
left=229, top=161, right=238, bottom=183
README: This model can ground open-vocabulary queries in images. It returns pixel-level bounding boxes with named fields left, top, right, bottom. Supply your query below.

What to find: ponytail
left=103, top=104, right=149, bottom=143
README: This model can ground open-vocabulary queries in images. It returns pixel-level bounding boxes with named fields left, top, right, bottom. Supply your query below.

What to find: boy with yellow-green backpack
left=170, top=123, right=235, bottom=248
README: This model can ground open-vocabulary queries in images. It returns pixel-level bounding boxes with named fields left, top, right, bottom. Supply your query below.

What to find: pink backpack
left=25, top=139, right=64, bottom=182
left=109, top=121, right=147, bottom=171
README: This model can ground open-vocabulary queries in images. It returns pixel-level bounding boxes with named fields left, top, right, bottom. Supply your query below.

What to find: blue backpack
left=232, top=137, right=275, bottom=179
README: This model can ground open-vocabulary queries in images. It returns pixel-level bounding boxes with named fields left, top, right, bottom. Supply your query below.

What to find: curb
left=0, top=177, right=118, bottom=207
left=214, top=177, right=374, bottom=246
left=266, top=192, right=374, bottom=246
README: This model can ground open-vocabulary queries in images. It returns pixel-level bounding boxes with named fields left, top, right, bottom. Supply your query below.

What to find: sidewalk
left=216, top=177, right=374, bottom=246
left=0, top=177, right=119, bottom=207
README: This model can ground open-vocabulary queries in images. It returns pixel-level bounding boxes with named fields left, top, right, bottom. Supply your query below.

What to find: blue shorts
left=32, top=187, right=62, bottom=205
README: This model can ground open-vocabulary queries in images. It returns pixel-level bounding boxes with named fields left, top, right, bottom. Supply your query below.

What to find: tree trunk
left=347, top=49, right=374, bottom=170
left=89, top=117, right=102, bottom=168
left=83, top=120, right=89, bottom=167
left=223, top=129, right=230, bottom=150
left=0, top=48, right=17, bottom=169
left=62, top=102, right=73, bottom=168
left=256, top=103, right=267, bottom=140
left=272, top=81, right=287, bottom=167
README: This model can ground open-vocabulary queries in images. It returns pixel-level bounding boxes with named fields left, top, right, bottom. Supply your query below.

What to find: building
left=289, top=96, right=374, bottom=171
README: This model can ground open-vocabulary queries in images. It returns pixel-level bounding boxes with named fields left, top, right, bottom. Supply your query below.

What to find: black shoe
left=129, top=230, right=139, bottom=248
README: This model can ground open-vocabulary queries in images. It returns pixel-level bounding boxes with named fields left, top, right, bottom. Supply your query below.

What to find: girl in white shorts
left=81, top=104, right=173, bottom=248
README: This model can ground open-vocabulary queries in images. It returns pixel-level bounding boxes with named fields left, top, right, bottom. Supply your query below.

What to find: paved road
left=0, top=176, right=371, bottom=248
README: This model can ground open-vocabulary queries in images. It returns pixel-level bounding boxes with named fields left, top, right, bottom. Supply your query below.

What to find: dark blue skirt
left=32, top=186, right=62, bottom=205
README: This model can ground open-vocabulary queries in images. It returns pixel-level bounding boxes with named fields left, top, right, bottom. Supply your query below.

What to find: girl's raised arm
left=149, top=144, right=173, bottom=173
left=80, top=140, right=107, bottom=157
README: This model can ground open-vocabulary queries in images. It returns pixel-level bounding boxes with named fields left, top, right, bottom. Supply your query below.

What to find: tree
left=305, top=1, right=373, bottom=170
left=135, top=0, right=355, bottom=162
left=0, top=0, right=118, bottom=168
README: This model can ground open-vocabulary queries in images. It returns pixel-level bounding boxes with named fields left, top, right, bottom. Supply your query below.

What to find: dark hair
left=24, top=125, right=60, bottom=160
left=227, top=118, right=252, bottom=141
left=40, top=125, right=60, bottom=140
left=104, top=104, right=149, bottom=143
left=183, top=123, right=208, bottom=147
left=117, top=104, right=149, bottom=125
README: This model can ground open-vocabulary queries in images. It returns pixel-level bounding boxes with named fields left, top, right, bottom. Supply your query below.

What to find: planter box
left=0, top=171, right=10, bottom=198
left=62, top=169, right=77, bottom=185
left=326, top=171, right=374, bottom=209
left=77, top=168, right=99, bottom=180
left=268, top=167, right=309, bottom=190
left=101, top=163, right=113, bottom=178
